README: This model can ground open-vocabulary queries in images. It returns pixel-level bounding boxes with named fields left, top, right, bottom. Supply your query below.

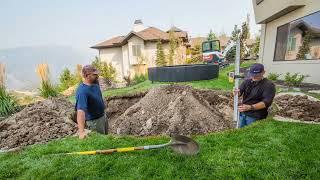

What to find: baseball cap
left=249, top=63, right=264, bottom=77
left=82, top=65, right=99, bottom=76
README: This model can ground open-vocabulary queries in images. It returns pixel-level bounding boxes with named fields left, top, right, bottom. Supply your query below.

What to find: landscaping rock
left=109, top=85, right=233, bottom=136
left=0, top=97, right=77, bottom=150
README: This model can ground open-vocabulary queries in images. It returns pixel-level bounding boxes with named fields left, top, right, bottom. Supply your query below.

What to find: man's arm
left=238, top=102, right=266, bottom=112
left=75, top=92, right=88, bottom=139
left=77, top=110, right=86, bottom=139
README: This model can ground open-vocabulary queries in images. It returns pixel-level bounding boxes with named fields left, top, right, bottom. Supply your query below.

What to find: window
left=202, top=42, right=211, bottom=52
left=211, top=41, right=220, bottom=51
left=274, top=11, right=320, bottom=61
left=132, top=45, right=141, bottom=56
left=202, top=40, right=221, bottom=52
left=287, top=36, right=296, bottom=51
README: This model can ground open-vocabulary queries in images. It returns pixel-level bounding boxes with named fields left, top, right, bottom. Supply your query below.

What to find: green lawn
left=1, top=119, right=320, bottom=179
left=5, top=60, right=319, bottom=178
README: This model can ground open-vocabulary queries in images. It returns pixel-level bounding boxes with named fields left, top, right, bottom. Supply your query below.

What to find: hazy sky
left=0, top=0, right=260, bottom=50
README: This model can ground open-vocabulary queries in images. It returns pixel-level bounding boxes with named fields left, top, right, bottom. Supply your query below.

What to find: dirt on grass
left=108, top=85, right=234, bottom=136
left=0, top=85, right=235, bottom=150
left=0, top=97, right=77, bottom=150
left=275, top=95, right=320, bottom=122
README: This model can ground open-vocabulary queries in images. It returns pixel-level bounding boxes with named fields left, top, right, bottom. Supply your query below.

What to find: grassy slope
left=1, top=120, right=319, bottom=179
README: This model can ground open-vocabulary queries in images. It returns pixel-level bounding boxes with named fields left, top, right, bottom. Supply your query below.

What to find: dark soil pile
left=275, top=95, right=320, bottom=122
left=105, top=92, right=147, bottom=121
left=0, top=97, right=77, bottom=150
left=109, top=85, right=233, bottom=136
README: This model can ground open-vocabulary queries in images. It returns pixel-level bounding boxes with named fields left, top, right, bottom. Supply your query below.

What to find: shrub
left=92, top=57, right=117, bottom=85
left=58, top=68, right=76, bottom=92
left=284, top=72, right=308, bottom=87
left=123, top=74, right=133, bottom=86
left=36, top=64, right=59, bottom=98
left=133, top=73, right=148, bottom=84
left=39, top=81, right=59, bottom=98
left=0, top=87, right=18, bottom=117
left=267, top=72, right=281, bottom=81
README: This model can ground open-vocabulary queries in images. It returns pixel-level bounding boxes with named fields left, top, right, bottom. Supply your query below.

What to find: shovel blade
left=170, top=135, right=200, bottom=155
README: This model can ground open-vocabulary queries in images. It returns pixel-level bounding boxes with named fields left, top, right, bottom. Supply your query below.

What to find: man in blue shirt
left=75, top=65, right=106, bottom=139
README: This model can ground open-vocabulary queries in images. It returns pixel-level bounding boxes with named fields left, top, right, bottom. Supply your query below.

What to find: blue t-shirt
left=75, top=83, right=105, bottom=121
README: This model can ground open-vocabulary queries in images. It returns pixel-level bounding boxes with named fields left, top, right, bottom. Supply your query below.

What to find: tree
left=91, top=56, right=117, bottom=85
left=168, top=30, right=178, bottom=65
left=252, top=36, right=260, bottom=58
left=156, top=40, right=167, bottom=66
left=207, top=29, right=217, bottom=41
left=225, top=46, right=236, bottom=62
left=240, top=22, right=250, bottom=59
left=297, top=31, right=312, bottom=59
left=59, top=68, right=75, bottom=91
left=231, top=25, right=241, bottom=42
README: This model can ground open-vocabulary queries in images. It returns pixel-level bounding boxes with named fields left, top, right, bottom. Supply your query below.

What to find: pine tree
left=231, top=25, right=241, bottom=42
left=225, top=46, right=236, bottom=62
left=59, top=68, right=75, bottom=91
left=297, top=31, right=312, bottom=59
left=156, top=40, right=167, bottom=66
left=207, top=29, right=217, bottom=41
left=240, top=22, right=250, bottom=59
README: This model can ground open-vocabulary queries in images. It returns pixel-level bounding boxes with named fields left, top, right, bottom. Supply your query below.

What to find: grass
left=1, top=119, right=320, bottom=179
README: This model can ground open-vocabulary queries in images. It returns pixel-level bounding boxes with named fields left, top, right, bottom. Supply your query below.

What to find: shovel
left=63, top=135, right=199, bottom=156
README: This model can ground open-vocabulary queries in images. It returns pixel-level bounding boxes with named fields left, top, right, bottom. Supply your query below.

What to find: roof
left=189, top=37, right=207, bottom=47
left=167, top=26, right=183, bottom=32
left=91, top=36, right=125, bottom=49
left=91, top=27, right=188, bottom=49
left=135, top=27, right=170, bottom=41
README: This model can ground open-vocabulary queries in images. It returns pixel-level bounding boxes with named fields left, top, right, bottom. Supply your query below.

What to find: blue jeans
left=239, top=113, right=257, bottom=128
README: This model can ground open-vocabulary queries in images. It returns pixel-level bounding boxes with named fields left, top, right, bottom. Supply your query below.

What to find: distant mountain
left=0, top=45, right=95, bottom=91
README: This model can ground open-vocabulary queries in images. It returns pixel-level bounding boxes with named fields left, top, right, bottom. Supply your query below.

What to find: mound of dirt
left=109, top=85, right=233, bottom=136
left=0, top=97, right=77, bottom=150
left=275, top=95, right=320, bottom=122
left=106, top=92, right=147, bottom=120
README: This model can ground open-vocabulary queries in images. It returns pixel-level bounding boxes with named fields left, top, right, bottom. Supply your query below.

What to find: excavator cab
left=202, top=40, right=225, bottom=66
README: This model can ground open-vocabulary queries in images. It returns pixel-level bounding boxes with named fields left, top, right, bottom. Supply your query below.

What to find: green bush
left=92, top=57, right=117, bottom=84
left=284, top=72, right=308, bottom=87
left=267, top=72, right=281, bottom=81
left=58, top=68, right=77, bottom=92
left=133, top=73, right=148, bottom=84
left=39, top=81, right=59, bottom=98
left=0, top=87, right=18, bottom=117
